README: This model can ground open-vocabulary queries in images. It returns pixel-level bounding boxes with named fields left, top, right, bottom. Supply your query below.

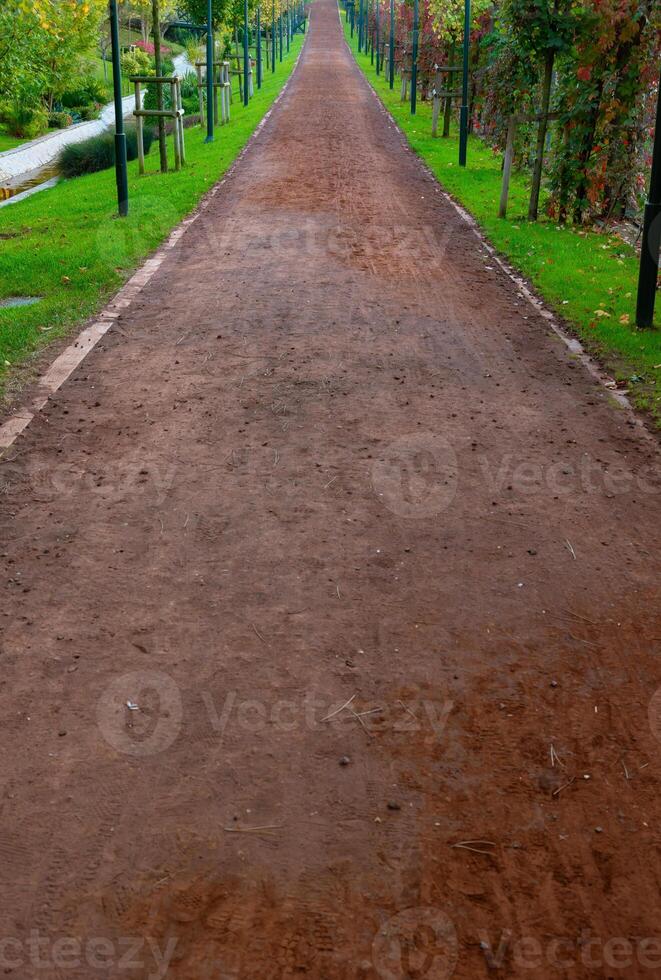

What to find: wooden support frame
left=400, top=67, right=411, bottom=103
left=131, top=74, right=185, bottom=174
left=430, top=65, right=461, bottom=138
left=498, top=111, right=559, bottom=218
left=195, top=60, right=231, bottom=127
left=228, top=54, right=256, bottom=101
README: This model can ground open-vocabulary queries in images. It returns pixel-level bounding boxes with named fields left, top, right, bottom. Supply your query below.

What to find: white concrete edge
left=0, top=37, right=308, bottom=458
left=342, top=20, right=657, bottom=448
left=0, top=97, right=136, bottom=183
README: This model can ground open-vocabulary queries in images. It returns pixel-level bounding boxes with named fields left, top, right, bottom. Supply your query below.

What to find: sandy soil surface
left=1, top=1, right=661, bottom=977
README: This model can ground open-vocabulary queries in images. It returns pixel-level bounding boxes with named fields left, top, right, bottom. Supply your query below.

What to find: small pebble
left=595, top=826, right=603, bottom=833
left=339, top=756, right=350, bottom=767
left=387, top=802, right=401, bottom=811
left=550, top=680, right=558, bottom=688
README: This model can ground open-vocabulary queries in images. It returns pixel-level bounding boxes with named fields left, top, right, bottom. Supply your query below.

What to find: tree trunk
left=152, top=0, right=168, bottom=173
left=572, top=77, right=604, bottom=225
left=528, top=48, right=554, bottom=221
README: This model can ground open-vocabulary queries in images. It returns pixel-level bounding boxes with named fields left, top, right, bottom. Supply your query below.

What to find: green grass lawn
left=0, top=30, right=305, bottom=399
left=90, top=56, right=132, bottom=98
left=342, top=14, right=661, bottom=427
left=0, top=125, right=29, bottom=153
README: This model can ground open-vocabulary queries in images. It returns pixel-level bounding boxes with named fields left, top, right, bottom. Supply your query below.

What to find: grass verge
left=341, top=13, right=661, bottom=427
left=0, top=30, right=305, bottom=400
left=0, top=125, right=29, bottom=153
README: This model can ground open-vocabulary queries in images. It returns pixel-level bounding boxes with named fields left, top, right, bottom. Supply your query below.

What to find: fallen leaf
left=619, top=314, right=630, bottom=324
left=594, top=309, right=610, bottom=317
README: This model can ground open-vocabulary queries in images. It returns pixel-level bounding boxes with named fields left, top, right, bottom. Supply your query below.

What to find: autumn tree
left=501, top=0, right=583, bottom=221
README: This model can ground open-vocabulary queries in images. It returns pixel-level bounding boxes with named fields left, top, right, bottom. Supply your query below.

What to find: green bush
left=48, top=111, right=74, bottom=129
left=121, top=48, right=154, bottom=79
left=58, top=125, right=154, bottom=179
left=71, top=105, right=102, bottom=122
left=60, top=78, right=109, bottom=109
left=3, top=105, right=49, bottom=139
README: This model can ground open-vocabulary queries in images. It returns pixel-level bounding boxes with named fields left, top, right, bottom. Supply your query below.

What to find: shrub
left=167, top=26, right=196, bottom=46
left=60, top=78, right=109, bottom=109
left=135, top=40, right=171, bottom=57
left=184, top=39, right=203, bottom=68
left=3, top=105, right=49, bottom=139
left=58, top=125, right=154, bottom=179
left=48, top=111, right=73, bottom=129
left=66, top=105, right=102, bottom=124
left=121, top=48, right=154, bottom=79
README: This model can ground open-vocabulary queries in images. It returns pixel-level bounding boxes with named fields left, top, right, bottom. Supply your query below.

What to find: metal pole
left=109, top=0, right=128, bottom=216
left=243, top=0, right=250, bottom=106
left=459, top=0, right=470, bottom=165
left=272, top=0, right=276, bottom=72
left=370, top=0, right=374, bottom=64
left=205, top=0, right=214, bottom=141
left=389, top=0, right=394, bottom=88
left=636, top=68, right=661, bottom=329
left=256, top=6, right=262, bottom=88
left=375, top=0, right=380, bottom=74
left=410, top=0, right=418, bottom=114
left=279, top=12, right=283, bottom=61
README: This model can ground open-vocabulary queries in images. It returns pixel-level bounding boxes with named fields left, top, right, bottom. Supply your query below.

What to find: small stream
left=0, top=163, right=60, bottom=208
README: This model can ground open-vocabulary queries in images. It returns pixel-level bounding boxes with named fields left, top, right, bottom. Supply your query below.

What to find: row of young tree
left=0, top=0, right=285, bottom=136
left=371, top=0, right=660, bottom=226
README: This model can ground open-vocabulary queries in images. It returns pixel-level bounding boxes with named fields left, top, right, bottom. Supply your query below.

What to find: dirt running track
left=2, top=2, right=661, bottom=978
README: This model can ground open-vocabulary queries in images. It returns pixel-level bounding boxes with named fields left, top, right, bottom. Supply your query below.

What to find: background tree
left=500, top=0, right=581, bottom=220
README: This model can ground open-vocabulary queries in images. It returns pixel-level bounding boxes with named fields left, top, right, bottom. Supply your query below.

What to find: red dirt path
left=1, top=1, right=661, bottom=977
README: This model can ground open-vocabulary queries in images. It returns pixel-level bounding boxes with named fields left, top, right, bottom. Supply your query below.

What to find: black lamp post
left=459, top=0, right=470, bottom=166
left=109, top=0, right=128, bottom=216
left=243, top=0, right=250, bottom=106
left=256, top=5, right=262, bottom=88
left=375, top=0, right=380, bottom=74
left=389, top=0, right=394, bottom=89
left=410, top=0, right=418, bottom=114
left=272, top=0, right=276, bottom=72
left=636, top=68, right=661, bottom=329
left=205, top=0, right=214, bottom=142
